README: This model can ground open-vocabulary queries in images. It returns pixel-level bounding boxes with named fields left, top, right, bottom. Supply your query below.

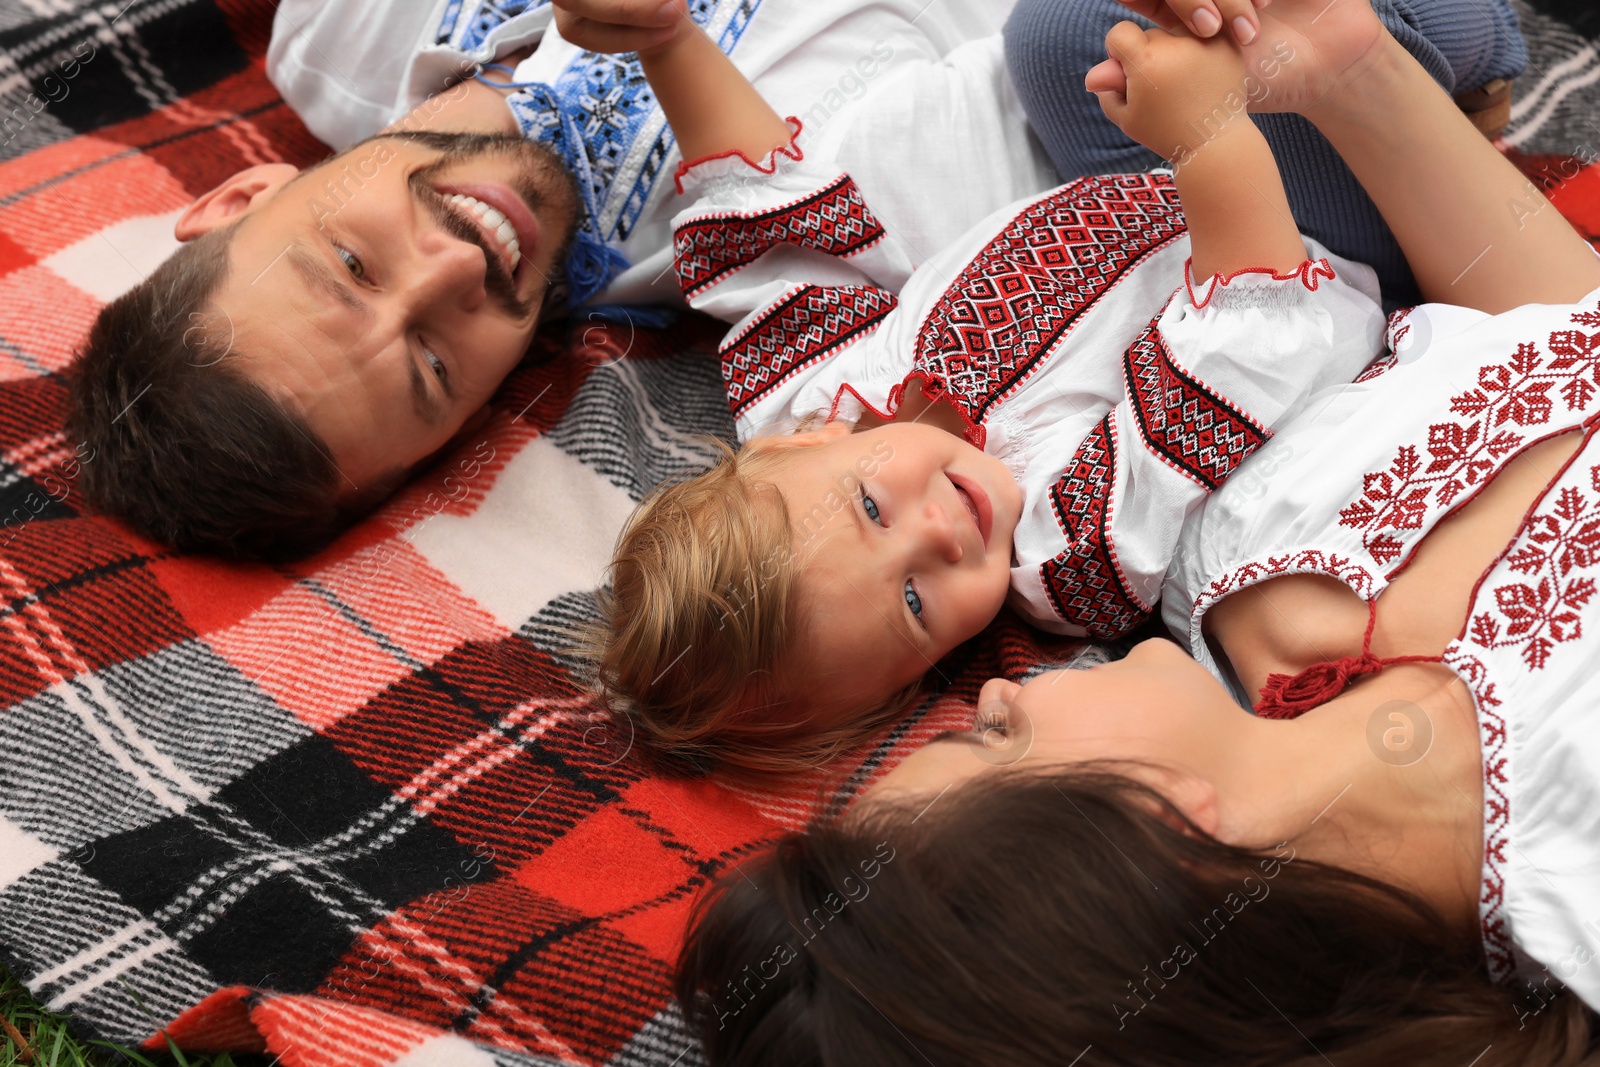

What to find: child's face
left=760, top=421, right=1023, bottom=712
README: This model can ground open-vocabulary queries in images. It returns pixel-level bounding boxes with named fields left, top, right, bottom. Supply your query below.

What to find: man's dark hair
left=68, top=221, right=386, bottom=562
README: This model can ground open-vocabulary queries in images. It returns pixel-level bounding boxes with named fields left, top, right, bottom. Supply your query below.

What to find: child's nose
left=922, top=501, right=963, bottom=565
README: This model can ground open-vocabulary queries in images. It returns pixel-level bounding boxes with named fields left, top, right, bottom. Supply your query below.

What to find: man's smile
left=436, top=181, right=543, bottom=287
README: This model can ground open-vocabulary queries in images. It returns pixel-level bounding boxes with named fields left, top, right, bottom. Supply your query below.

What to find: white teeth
left=445, top=193, right=522, bottom=270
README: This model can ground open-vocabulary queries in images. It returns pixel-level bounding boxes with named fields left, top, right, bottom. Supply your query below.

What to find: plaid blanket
left=1, top=1, right=1597, bottom=1065
left=0, top=2, right=1092, bottom=1065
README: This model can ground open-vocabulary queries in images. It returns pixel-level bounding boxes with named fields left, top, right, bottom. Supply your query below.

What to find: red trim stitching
left=673, top=116, right=806, bottom=196
left=1188, top=551, right=1379, bottom=658
left=1185, top=257, right=1337, bottom=310
left=1439, top=647, right=1513, bottom=983
left=827, top=372, right=987, bottom=450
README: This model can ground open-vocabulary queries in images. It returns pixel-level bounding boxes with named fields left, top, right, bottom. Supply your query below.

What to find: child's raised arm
left=1110, top=0, right=1600, bottom=312
left=552, top=0, right=792, bottom=165
left=1090, top=23, right=1308, bottom=281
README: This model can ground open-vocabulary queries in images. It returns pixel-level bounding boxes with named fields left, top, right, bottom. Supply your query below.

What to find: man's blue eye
left=335, top=245, right=366, bottom=280
left=904, top=580, right=923, bottom=619
left=861, top=492, right=881, bottom=524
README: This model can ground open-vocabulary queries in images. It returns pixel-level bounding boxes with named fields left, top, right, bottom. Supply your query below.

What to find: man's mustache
left=333, top=129, right=576, bottom=319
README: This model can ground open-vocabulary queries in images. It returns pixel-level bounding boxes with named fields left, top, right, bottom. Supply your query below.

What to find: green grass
left=1, top=969, right=266, bottom=1067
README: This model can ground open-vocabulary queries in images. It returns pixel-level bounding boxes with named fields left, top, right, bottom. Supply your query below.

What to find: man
left=66, top=0, right=1049, bottom=561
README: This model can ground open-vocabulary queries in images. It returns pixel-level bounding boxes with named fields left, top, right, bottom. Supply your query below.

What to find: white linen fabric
left=1167, top=284, right=1600, bottom=1007
left=672, top=143, right=1386, bottom=637
left=264, top=0, right=1055, bottom=306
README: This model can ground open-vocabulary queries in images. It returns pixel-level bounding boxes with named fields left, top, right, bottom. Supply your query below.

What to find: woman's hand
left=552, top=0, right=693, bottom=59
left=1105, top=0, right=1386, bottom=115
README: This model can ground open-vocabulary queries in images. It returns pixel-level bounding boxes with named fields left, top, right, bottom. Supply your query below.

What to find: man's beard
left=319, top=130, right=581, bottom=318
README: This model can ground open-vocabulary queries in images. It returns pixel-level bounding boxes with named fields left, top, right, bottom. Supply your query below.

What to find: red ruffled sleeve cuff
left=673, top=116, right=806, bottom=196
left=1184, top=256, right=1337, bottom=310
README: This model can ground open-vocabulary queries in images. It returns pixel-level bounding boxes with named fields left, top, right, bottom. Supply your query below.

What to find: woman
left=672, top=0, right=1600, bottom=1062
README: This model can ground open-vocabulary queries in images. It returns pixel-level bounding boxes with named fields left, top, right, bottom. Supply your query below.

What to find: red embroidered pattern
left=1123, top=318, right=1270, bottom=491
left=913, top=174, right=1186, bottom=426
left=1338, top=311, right=1600, bottom=567
left=720, top=285, right=898, bottom=418
left=1042, top=415, right=1150, bottom=639
left=1441, top=648, right=1513, bottom=982
left=1191, top=551, right=1378, bottom=637
left=1353, top=353, right=1397, bottom=384
left=1465, top=466, right=1600, bottom=669
left=673, top=175, right=887, bottom=298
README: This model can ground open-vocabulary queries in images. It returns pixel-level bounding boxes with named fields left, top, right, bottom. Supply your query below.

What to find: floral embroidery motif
left=1123, top=319, right=1270, bottom=491
left=1464, top=470, right=1600, bottom=670
left=674, top=175, right=887, bottom=298
left=718, top=285, right=897, bottom=418
left=1339, top=311, right=1600, bottom=567
left=913, top=174, right=1186, bottom=426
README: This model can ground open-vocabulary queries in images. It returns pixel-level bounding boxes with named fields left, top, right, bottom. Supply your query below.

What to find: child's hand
left=1106, top=0, right=1386, bottom=115
left=1088, top=23, right=1251, bottom=166
left=552, top=0, right=692, bottom=58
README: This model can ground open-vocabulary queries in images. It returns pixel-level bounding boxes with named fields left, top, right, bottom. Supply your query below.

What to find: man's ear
left=746, top=419, right=852, bottom=453
left=174, top=163, right=302, bottom=241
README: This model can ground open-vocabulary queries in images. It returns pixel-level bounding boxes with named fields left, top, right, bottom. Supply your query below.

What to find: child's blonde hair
left=583, top=437, right=917, bottom=778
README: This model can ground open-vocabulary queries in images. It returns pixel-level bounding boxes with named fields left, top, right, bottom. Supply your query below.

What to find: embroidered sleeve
left=670, top=118, right=913, bottom=304
left=1020, top=248, right=1387, bottom=639
left=669, top=118, right=915, bottom=433
left=1161, top=252, right=1386, bottom=444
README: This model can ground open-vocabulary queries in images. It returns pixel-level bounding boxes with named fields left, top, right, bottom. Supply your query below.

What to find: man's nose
left=409, top=224, right=490, bottom=312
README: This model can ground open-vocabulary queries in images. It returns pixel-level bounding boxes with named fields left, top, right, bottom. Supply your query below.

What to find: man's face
left=210, top=132, right=579, bottom=491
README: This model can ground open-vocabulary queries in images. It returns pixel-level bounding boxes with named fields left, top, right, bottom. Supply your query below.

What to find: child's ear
left=747, top=419, right=852, bottom=452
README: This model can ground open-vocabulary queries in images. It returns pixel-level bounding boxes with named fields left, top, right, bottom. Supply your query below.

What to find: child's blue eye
left=861, top=492, right=882, bottom=524
left=904, top=580, right=923, bottom=620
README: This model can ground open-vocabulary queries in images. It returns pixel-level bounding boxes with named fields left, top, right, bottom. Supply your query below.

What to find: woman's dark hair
left=677, top=769, right=1599, bottom=1067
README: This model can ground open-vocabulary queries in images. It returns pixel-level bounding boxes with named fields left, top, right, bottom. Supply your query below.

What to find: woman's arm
left=1106, top=0, right=1600, bottom=311
left=1302, top=30, right=1600, bottom=313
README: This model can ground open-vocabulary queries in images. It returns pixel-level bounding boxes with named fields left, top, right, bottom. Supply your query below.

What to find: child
left=567, top=0, right=1398, bottom=775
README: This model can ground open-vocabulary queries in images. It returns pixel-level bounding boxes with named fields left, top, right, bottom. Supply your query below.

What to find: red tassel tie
left=1252, top=600, right=1442, bottom=720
